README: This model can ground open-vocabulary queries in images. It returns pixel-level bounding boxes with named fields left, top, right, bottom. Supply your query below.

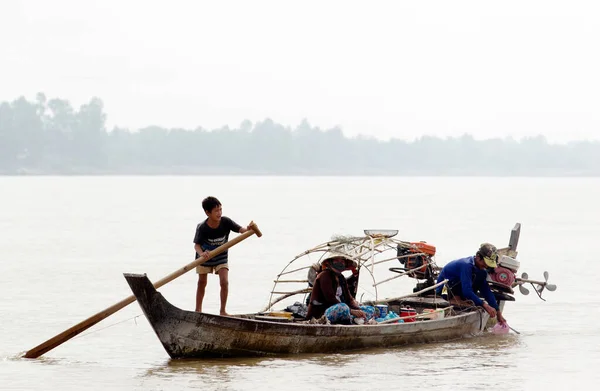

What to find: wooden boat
left=124, top=223, right=555, bottom=358
left=125, top=273, right=489, bottom=358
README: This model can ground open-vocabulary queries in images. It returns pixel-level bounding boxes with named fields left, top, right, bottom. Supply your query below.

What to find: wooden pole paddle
left=23, top=221, right=262, bottom=359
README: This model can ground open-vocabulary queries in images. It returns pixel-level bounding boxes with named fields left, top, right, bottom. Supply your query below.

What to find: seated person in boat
left=306, top=258, right=359, bottom=304
left=435, top=243, right=507, bottom=324
left=306, top=256, right=374, bottom=324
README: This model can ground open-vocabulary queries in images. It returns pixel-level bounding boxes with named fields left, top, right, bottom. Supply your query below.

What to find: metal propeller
left=515, top=271, right=557, bottom=300
left=518, top=272, right=530, bottom=295
left=544, top=271, right=557, bottom=291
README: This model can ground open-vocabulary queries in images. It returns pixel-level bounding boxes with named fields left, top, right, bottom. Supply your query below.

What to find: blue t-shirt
left=436, top=256, right=499, bottom=310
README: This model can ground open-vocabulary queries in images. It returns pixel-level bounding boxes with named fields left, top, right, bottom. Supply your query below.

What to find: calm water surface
left=1, top=176, right=599, bottom=390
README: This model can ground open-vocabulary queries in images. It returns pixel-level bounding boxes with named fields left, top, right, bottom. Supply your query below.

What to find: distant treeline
left=1, top=93, right=599, bottom=175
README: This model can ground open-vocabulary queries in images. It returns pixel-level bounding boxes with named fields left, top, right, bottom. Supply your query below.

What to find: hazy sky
left=1, top=0, right=599, bottom=142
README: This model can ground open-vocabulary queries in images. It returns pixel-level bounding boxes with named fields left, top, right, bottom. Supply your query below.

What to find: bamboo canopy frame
left=264, top=231, right=439, bottom=312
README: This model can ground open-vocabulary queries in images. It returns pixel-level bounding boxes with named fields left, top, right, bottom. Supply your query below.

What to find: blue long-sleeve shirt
left=436, top=256, right=499, bottom=310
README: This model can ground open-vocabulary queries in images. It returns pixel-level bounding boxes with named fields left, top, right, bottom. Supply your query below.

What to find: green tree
left=73, top=97, right=107, bottom=168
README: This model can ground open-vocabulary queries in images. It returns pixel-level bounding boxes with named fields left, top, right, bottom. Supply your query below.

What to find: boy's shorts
left=196, top=263, right=229, bottom=275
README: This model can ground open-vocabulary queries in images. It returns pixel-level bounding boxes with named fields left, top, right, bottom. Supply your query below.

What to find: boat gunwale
left=125, top=273, right=487, bottom=338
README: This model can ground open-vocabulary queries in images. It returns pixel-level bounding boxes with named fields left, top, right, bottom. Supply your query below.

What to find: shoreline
left=1, top=168, right=599, bottom=177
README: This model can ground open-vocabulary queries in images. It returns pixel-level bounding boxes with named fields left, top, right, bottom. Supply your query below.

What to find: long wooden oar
left=23, top=221, right=262, bottom=359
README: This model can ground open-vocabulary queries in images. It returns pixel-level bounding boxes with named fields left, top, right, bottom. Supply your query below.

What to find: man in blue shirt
left=436, top=243, right=506, bottom=324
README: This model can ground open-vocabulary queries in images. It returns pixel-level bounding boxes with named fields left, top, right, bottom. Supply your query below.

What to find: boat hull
left=124, top=273, right=489, bottom=359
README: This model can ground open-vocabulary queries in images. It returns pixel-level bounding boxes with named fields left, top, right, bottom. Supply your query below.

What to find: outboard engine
left=394, top=242, right=438, bottom=294
left=488, top=255, right=520, bottom=310
left=396, top=241, right=436, bottom=280
left=488, top=255, right=520, bottom=292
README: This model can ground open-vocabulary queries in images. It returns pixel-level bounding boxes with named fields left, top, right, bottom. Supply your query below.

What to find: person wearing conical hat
left=435, top=243, right=507, bottom=324
left=306, top=256, right=374, bottom=324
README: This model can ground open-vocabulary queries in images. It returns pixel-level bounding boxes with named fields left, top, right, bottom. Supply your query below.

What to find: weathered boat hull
left=124, top=273, right=489, bottom=359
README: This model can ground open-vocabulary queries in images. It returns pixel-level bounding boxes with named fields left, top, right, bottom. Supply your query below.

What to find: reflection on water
left=142, top=352, right=350, bottom=378
left=138, top=332, right=524, bottom=390
left=8, top=353, right=98, bottom=367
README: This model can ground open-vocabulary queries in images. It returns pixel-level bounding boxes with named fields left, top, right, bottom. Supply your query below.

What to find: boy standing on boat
left=436, top=243, right=507, bottom=324
left=194, top=196, right=250, bottom=315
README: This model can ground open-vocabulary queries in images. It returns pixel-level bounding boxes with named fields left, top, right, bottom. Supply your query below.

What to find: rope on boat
left=441, top=295, right=488, bottom=330
left=72, top=314, right=144, bottom=340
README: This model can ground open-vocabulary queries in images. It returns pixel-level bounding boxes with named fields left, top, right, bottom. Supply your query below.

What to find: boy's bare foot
left=195, top=308, right=202, bottom=312
left=220, top=311, right=230, bottom=316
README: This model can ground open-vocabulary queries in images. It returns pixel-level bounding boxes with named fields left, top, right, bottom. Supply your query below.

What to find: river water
left=1, top=176, right=598, bottom=390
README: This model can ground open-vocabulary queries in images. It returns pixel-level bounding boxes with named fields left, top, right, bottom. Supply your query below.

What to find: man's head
left=475, top=242, right=498, bottom=269
left=202, top=196, right=222, bottom=221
